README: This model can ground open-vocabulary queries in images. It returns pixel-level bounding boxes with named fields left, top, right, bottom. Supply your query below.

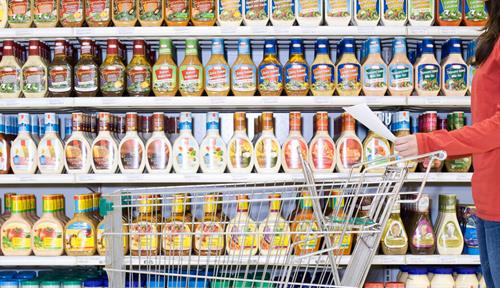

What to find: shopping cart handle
left=353, top=150, right=447, bottom=170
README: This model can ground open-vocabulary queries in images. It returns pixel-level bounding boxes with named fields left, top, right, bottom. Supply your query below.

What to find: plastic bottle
left=199, top=112, right=227, bottom=173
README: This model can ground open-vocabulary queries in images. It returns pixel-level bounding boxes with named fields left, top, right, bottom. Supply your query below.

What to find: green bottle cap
left=185, top=39, right=198, bottom=56
left=159, top=39, right=173, bottom=55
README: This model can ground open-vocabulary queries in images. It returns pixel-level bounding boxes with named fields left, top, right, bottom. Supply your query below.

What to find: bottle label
left=22, top=66, right=46, bottom=94
left=11, top=138, right=37, bottom=171
left=389, top=64, right=413, bottom=91
left=139, top=0, right=162, bottom=21
left=38, top=138, right=63, bottom=171
left=444, top=63, right=467, bottom=92
left=0, top=141, right=7, bottom=171
left=165, top=0, right=189, bottom=22
left=194, top=222, right=224, bottom=253
left=438, top=220, right=462, bottom=248
left=192, top=0, right=216, bottom=22
left=162, top=221, right=192, bottom=252
left=259, top=63, right=283, bottom=92
left=174, top=136, right=199, bottom=171
left=409, top=0, right=432, bottom=21
left=1, top=222, right=32, bottom=252
left=153, top=63, right=177, bottom=93
left=179, top=65, right=203, bottom=94
left=130, top=221, right=159, bottom=252
left=338, top=138, right=362, bottom=169
left=33, top=222, right=63, bottom=251
left=294, top=222, right=320, bottom=250
left=120, top=138, right=143, bottom=170
left=255, top=137, right=280, bottom=170
left=311, top=63, right=334, bottom=92
left=310, top=137, right=335, bottom=170
left=271, top=0, right=294, bottom=21
left=383, top=0, right=406, bottom=21
left=228, top=137, right=253, bottom=169
left=65, top=139, right=89, bottom=170
left=127, top=65, right=151, bottom=94
left=0, top=66, right=21, bottom=94
left=232, top=64, right=257, bottom=92
left=75, top=64, right=98, bottom=92
left=60, top=0, right=84, bottom=24
left=200, top=136, right=225, bottom=170
left=326, top=0, right=351, bottom=19
left=417, top=64, right=440, bottom=92
left=337, top=63, right=361, bottom=94
left=284, top=63, right=309, bottom=92
left=296, top=0, right=321, bottom=18
left=48, top=64, right=72, bottom=93
left=218, top=0, right=242, bottom=22
left=446, top=157, right=471, bottom=172
left=260, top=221, right=290, bottom=252
left=100, top=64, right=125, bottom=93
left=227, top=222, right=258, bottom=251
left=34, top=0, right=58, bottom=23
left=65, top=222, right=95, bottom=252
left=8, top=0, right=31, bottom=24
left=438, top=0, right=461, bottom=22
left=383, top=219, right=407, bottom=248
left=464, top=213, right=479, bottom=249
left=283, top=137, right=307, bottom=170
left=85, top=0, right=110, bottom=22
left=97, top=222, right=128, bottom=253
left=244, top=0, right=268, bottom=20
left=92, top=139, right=116, bottom=170
left=362, top=64, right=387, bottom=90
left=146, top=138, right=171, bottom=170
left=113, top=0, right=136, bottom=20
left=464, top=0, right=487, bottom=21
left=364, top=137, right=390, bottom=167
left=412, top=217, right=434, bottom=248
left=356, top=0, right=379, bottom=21
left=206, top=63, right=230, bottom=92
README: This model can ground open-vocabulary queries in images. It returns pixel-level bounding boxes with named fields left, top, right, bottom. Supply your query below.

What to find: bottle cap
left=290, top=38, right=304, bottom=55
left=264, top=38, right=278, bottom=55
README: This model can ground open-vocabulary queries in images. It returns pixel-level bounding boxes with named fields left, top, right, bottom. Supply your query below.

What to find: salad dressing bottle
left=59, top=0, right=84, bottom=26
left=362, top=38, right=387, bottom=96
left=130, top=195, right=161, bottom=256
left=308, top=112, right=335, bottom=173
left=409, top=194, right=436, bottom=255
left=381, top=0, right=407, bottom=25
left=282, top=112, right=308, bottom=173
left=380, top=201, right=408, bottom=255
left=284, top=39, right=309, bottom=96
left=441, top=38, right=467, bottom=96
left=119, top=112, right=146, bottom=173
left=270, top=0, right=294, bottom=25
left=172, top=112, right=200, bottom=173
left=311, top=38, right=335, bottom=96
left=32, top=195, right=65, bottom=256
left=162, top=194, right=192, bottom=255
left=145, top=112, right=173, bottom=173
left=153, top=39, right=178, bottom=97
left=92, top=112, right=119, bottom=174
left=0, top=115, right=11, bottom=174
left=32, top=0, right=58, bottom=27
left=191, top=0, right=216, bottom=25
left=254, top=112, right=281, bottom=174
left=0, top=41, right=22, bottom=98
left=37, top=113, right=64, bottom=174
left=100, top=39, right=126, bottom=97
left=258, top=38, right=283, bottom=96
left=7, top=0, right=32, bottom=27
left=336, top=113, right=363, bottom=173
left=295, top=0, right=322, bottom=26
left=64, top=194, right=97, bottom=256
left=75, top=39, right=99, bottom=97
left=435, top=194, right=464, bottom=255
left=291, top=192, right=320, bottom=256
left=1, top=195, right=33, bottom=256
left=65, top=113, right=92, bottom=174
left=205, top=38, right=230, bottom=97
left=391, top=111, right=417, bottom=172
left=227, top=112, right=254, bottom=173
left=137, top=0, right=164, bottom=26
left=388, top=37, right=413, bottom=96
left=127, top=40, right=151, bottom=97
left=353, top=0, right=380, bottom=25
left=462, top=0, right=487, bottom=26
left=49, top=39, right=73, bottom=98
left=165, top=0, right=189, bottom=26
left=258, top=194, right=290, bottom=256
left=194, top=194, right=225, bottom=255
left=362, top=130, right=390, bottom=173
left=112, top=0, right=137, bottom=26
left=85, top=0, right=111, bottom=27
left=436, top=0, right=462, bottom=26
left=415, top=38, right=440, bottom=96
left=324, top=0, right=352, bottom=26
left=336, top=38, right=361, bottom=96
left=179, top=39, right=204, bottom=97
left=226, top=195, right=258, bottom=256
left=216, top=0, right=242, bottom=26
left=11, top=113, right=38, bottom=175
left=231, top=38, right=257, bottom=96
left=408, top=0, right=434, bottom=26
left=22, top=40, right=48, bottom=98
left=243, top=0, right=269, bottom=26
left=199, top=112, right=227, bottom=174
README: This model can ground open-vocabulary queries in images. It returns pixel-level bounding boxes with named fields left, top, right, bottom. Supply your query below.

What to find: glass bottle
left=327, top=190, right=353, bottom=255
left=0, top=114, right=11, bottom=174
left=64, top=113, right=92, bottom=174
left=75, top=39, right=99, bottom=97
left=48, top=39, right=73, bottom=97
left=231, top=38, right=257, bottom=96
left=172, top=112, right=200, bottom=173
left=380, top=201, right=408, bottom=255
left=282, top=112, right=308, bottom=173
left=336, top=113, right=363, bottom=173
left=152, top=39, right=178, bottom=97
left=435, top=194, right=464, bottom=255
left=162, top=194, right=192, bottom=256
left=205, top=38, right=230, bottom=96
left=226, top=112, right=254, bottom=173
left=254, top=112, right=281, bottom=173
left=127, top=40, right=151, bottom=97
left=22, top=39, right=48, bottom=98
left=145, top=112, right=173, bottom=173
left=308, top=112, right=335, bottom=173
left=418, top=111, right=443, bottom=172
left=194, top=194, right=225, bottom=256
left=199, top=112, right=227, bottom=174
left=32, top=0, right=58, bottom=27
left=284, top=38, right=309, bottom=96
left=409, top=194, right=436, bottom=255
left=291, top=191, right=320, bottom=256
left=388, top=37, right=414, bottom=96
left=226, top=195, right=258, bottom=256
left=179, top=39, right=204, bottom=96
left=445, top=112, right=471, bottom=172
left=37, top=113, right=65, bottom=174
left=258, top=194, right=291, bottom=256
left=10, top=113, right=38, bottom=174
left=391, top=111, right=417, bottom=172
left=100, top=39, right=126, bottom=97
left=311, top=38, right=335, bottom=96
left=118, top=112, right=146, bottom=173
left=0, top=40, right=22, bottom=98
left=92, top=112, right=119, bottom=174
left=258, top=38, right=283, bottom=96
left=362, top=37, right=388, bottom=96
left=130, top=195, right=161, bottom=256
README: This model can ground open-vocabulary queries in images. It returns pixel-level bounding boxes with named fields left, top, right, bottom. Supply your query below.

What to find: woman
left=395, top=1, right=500, bottom=286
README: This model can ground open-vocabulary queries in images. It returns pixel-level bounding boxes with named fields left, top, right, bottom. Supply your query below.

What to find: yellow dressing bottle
left=64, top=194, right=97, bottom=256
left=130, top=195, right=161, bottom=256
left=32, top=195, right=65, bottom=256
left=226, top=195, right=258, bottom=256
left=194, top=194, right=225, bottom=256
left=205, top=38, right=230, bottom=96
left=258, top=194, right=290, bottom=256
left=335, top=113, right=363, bottom=173
left=284, top=38, right=309, bottom=96
left=137, top=0, right=164, bottom=26
left=191, top=0, right=216, bottom=25
left=162, top=194, right=192, bottom=256
left=7, top=0, right=33, bottom=27
left=227, top=112, right=254, bottom=173
left=231, top=38, right=257, bottom=96
left=165, top=0, right=189, bottom=26
left=291, top=192, right=320, bottom=256
left=336, top=38, right=361, bottom=96
left=100, top=39, right=126, bottom=97
left=1, top=195, right=33, bottom=256
left=179, top=39, right=204, bottom=96
left=254, top=112, right=281, bottom=173
left=126, top=40, right=152, bottom=97
left=258, top=38, right=283, bottom=96
left=311, top=38, right=335, bottom=96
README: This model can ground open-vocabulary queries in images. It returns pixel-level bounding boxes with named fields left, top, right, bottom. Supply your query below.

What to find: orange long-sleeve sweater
left=417, top=38, right=500, bottom=221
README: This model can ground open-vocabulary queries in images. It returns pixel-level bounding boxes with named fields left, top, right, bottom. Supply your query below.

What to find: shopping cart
left=100, top=150, right=446, bottom=288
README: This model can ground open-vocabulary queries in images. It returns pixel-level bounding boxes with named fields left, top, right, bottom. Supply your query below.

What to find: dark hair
left=476, top=0, right=498, bottom=65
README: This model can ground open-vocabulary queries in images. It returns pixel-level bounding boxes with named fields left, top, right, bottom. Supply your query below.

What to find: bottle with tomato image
left=129, top=194, right=162, bottom=256
left=290, top=191, right=321, bottom=256
left=308, top=112, right=336, bottom=173
left=336, top=113, right=363, bottom=173
left=1, top=195, right=33, bottom=256
left=193, top=194, right=225, bottom=256
left=32, top=195, right=65, bottom=256
left=162, top=193, right=193, bottom=256
left=282, top=111, right=308, bottom=173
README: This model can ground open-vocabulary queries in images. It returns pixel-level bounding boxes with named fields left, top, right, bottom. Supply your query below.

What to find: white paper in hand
left=343, top=103, right=397, bottom=142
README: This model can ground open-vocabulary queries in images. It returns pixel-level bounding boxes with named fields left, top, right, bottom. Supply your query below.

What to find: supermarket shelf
left=0, top=255, right=479, bottom=266
left=0, top=26, right=482, bottom=40
left=406, top=96, right=471, bottom=108
left=0, top=173, right=472, bottom=185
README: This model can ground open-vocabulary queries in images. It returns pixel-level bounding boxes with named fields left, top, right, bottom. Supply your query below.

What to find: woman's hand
left=394, top=135, right=419, bottom=157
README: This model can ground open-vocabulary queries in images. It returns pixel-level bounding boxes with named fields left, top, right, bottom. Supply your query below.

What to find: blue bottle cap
left=15, top=271, right=36, bottom=280
left=456, top=267, right=478, bottom=275
left=421, top=38, right=435, bottom=54
left=0, top=271, right=17, bottom=279
left=290, top=39, right=304, bottom=55
left=408, top=267, right=428, bottom=275
left=315, top=38, right=330, bottom=55
left=448, top=38, right=462, bottom=54
left=343, top=38, right=355, bottom=54
left=167, top=278, right=187, bottom=288
left=212, top=38, right=225, bottom=55
left=238, top=38, right=251, bottom=55
left=433, top=267, right=453, bottom=275
left=367, top=37, right=381, bottom=54
left=189, top=279, right=209, bottom=288
left=84, top=279, right=104, bottom=287
left=264, top=38, right=278, bottom=55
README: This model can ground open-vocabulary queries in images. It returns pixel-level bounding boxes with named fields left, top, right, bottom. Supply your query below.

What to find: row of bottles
left=0, top=37, right=477, bottom=98
left=0, top=0, right=488, bottom=28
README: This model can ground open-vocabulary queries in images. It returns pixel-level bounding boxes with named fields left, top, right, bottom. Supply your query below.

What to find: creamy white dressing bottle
left=336, top=113, right=363, bottom=173
left=441, top=38, right=467, bottom=97
left=226, top=195, right=258, bottom=256
left=118, top=112, right=146, bottom=174
left=64, top=113, right=92, bottom=174
left=381, top=0, right=407, bottom=25
left=362, top=37, right=387, bottom=96
left=37, top=113, right=64, bottom=174
left=217, top=0, right=243, bottom=26
left=22, top=40, right=48, bottom=98
left=92, top=112, right=119, bottom=174
left=145, top=112, right=172, bottom=174
left=282, top=112, right=308, bottom=173
left=254, top=112, right=281, bottom=174
left=295, top=0, right=322, bottom=26
left=227, top=112, right=254, bottom=174
left=308, top=112, right=335, bottom=173
left=353, top=0, right=380, bottom=25
left=0, top=40, right=23, bottom=98
left=244, top=0, right=269, bottom=25
left=435, top=194, right=464, bottom=255
left=408, top=0, right=434, bottom=26
left=270, top=0, right=295, bottom=25
left=199, top=112, right=227, bottom=174
left=415, top=38, right=441, bottom=96
left=172, top=112, right=200, bottom=174
left=325, top=0, right=352, bottom=26
left=11, top=113, right=38, bottom=174
left=258, top=194, right=290, bottom=256
left=388, top=37, right=414, bottom=96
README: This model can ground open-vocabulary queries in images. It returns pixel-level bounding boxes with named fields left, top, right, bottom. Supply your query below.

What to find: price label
left=209, top=97, right=226, bottom=105
left=153, top=97, right=172, bottom=106
left=4, top=99, right=20, bottom=107
left=262, top=97, right=279, bottom=105
left=77, top=174, right=96, bottom=183
left=454, top=173, right=471, bottom=182
left=76, top=256, right=104, bottom=265
left=365, top=97, right=382, bottom=105
left=14, top=29, right=33, bottom=37
left=48, top=98, right=68, bottom=106
left=313, top=97, right=332, bottom=105
left=231, top=174, right=248, bottom=182
left=125, top=174, right=143, bottom=182
left=117, top=27, right=135, bottom=35
left=409, top=27, right=428, bottom=35
left=375, top=255, right=404, bottom=265
left=101, top=98, right=121, bottom=105
left=74, top=28, right=92, bottom=36
left=425, top=97, right=442, bottom=105
left=406, top=255, right=440, bottom=264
